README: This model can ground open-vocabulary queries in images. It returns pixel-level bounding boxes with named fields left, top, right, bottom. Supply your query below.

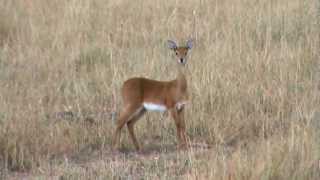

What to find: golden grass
left=0, top=0, right=320, bottom=179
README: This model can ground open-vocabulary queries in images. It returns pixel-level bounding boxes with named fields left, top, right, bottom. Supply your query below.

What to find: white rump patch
left=143, top=103, right=167, bottom=112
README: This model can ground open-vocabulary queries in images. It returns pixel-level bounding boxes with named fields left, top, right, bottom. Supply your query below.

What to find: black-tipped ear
left=186, top=39, right=193, bottom=49
left=167, top=40, right=177, bottom=50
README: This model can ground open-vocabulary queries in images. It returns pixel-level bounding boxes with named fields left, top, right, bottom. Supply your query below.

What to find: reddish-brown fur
left=112, top=40, right=193, bottom=151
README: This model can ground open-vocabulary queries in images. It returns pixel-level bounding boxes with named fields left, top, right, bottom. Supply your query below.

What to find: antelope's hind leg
left=112, top=105, right=142, bottom=150
left=127, top=108, right=146, bottom=151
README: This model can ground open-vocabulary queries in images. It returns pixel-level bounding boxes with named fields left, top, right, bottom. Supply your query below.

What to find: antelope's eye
left=175, top=52, right=178, bottom=55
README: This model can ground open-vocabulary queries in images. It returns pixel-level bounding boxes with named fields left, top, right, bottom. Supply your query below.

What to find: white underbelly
left=143, top=103, right=167, bottom=112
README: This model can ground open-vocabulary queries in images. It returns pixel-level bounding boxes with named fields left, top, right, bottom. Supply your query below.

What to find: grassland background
left=0, top=0, right=320, bottom=179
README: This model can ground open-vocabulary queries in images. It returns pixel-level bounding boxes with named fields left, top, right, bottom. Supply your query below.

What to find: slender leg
left=127, top=108, right=146, bottom=151
left=178, top=108, right=187, bottom=148
left=170, top=107, right=188, bottom=149
left=112, top=105, right=141, bottom=150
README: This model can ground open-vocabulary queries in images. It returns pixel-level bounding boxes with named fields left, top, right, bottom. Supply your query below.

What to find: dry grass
left=0, top=0, right=320, bottom=179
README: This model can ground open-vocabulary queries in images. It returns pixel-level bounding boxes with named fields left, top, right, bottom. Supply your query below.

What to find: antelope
left=112, top=39, right=193, bottom=151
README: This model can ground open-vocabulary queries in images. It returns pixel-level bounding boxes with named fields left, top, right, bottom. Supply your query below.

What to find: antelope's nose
left=180, top=58, right=184, bottom=63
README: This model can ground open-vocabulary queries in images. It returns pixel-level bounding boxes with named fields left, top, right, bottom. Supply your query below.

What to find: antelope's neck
left=176, top=66, right=187, bottom=91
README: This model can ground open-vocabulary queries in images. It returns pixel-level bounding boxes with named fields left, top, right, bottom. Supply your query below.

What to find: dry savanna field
left=0, top=0, right=320, bottom=179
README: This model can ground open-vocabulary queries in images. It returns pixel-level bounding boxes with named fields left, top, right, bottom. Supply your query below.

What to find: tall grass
left=0, top=0, right=319, bottom=179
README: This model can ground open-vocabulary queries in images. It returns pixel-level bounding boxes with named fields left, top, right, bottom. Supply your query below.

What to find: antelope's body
left=122, top=72, right=187, bottom=111
left=112, top=40, right=193, bottom=151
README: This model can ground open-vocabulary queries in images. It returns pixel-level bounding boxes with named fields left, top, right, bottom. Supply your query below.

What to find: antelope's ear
left=167, top=40, right=177, bottom=50
left=186, top=39, right=193, bottom=49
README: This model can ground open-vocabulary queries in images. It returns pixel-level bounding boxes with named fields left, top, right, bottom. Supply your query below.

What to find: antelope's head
left=167, top=39, right=193, bottom=65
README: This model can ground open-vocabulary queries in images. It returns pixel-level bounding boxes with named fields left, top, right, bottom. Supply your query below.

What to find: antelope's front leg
left=170, top=107, right=188, bottom=149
